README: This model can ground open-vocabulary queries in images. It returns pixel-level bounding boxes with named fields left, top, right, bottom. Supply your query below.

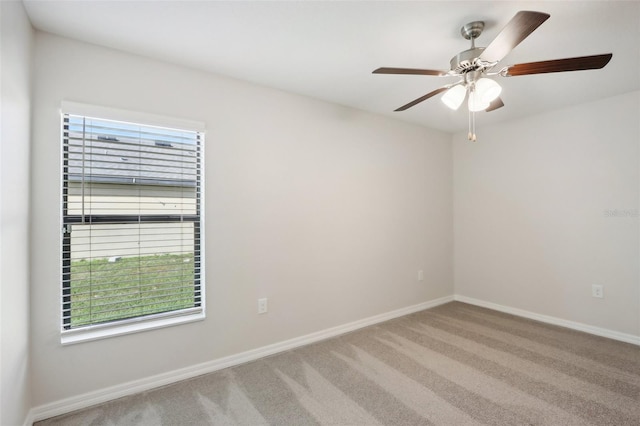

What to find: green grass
left=69, top=254, right=197, bottom=328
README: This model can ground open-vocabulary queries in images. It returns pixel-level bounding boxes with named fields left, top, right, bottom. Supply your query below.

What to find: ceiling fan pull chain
left=468, top=110, right=477, bottom=142
left=472, top=111, right=477, bottom=142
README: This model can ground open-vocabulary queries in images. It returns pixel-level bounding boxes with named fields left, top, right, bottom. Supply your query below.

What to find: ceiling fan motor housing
left=450, top=47, right=486, bottom=74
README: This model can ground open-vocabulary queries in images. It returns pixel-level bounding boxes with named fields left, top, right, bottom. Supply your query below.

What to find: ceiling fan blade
left=479, top=11, right=550, bottom=63
left=504, top=53, right=613, bottom=76
left=485, top=97, right=504, bottom=112
left=394, top=87, right=450, bottom=111
left=373, top=67, right=450, bottom=76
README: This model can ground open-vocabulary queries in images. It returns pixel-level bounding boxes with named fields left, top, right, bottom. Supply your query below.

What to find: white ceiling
left=23, top=0, right=640, bottom=133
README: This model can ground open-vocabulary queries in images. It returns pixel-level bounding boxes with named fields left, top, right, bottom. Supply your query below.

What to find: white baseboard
left=28, top=295, right=454, bottom=424
left=454, top=294, right=640, bottom=346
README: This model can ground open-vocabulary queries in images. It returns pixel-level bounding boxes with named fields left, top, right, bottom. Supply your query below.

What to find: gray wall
left=454, top=91, right=640, bottom=336
left=0, top=1, right=34, bottom=424
left=30, top=32, right=454, bottom=407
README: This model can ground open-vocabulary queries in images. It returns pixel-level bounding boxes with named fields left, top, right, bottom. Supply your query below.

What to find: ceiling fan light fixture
left=475, top=78, right=502, bottom=103
left=441, top=85, right=466, bottom=110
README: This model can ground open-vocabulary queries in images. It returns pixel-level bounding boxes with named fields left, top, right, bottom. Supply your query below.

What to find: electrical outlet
left=258, top=298, right=268, bottom=314
left=418, top=270, right=424, bottom=281
left=592, top=284, right=604, bottom=299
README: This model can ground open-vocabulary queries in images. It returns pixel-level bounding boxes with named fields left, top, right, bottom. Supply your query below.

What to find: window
left=61, top=110, right=204, bottom=343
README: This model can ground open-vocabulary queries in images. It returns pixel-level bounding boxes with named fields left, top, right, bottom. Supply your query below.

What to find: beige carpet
left=37, top=302, right=640, bottom=425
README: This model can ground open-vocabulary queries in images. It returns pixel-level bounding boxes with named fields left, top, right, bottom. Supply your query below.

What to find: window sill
left=61, top=310, right=205, bottom=345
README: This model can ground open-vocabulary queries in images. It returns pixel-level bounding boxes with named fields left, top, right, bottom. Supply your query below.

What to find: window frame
left=59, top=102, right=206, bottom=345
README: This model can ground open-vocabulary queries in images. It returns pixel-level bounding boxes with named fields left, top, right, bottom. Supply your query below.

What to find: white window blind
left=61, top=114, right=203, bottom=332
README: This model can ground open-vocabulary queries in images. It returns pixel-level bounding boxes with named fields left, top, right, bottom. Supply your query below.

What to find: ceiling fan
left=373, top=11, right=612, bottom=141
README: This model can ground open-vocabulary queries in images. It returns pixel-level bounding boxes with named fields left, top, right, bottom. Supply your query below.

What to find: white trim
left=29, top=296, right=453, bottom=423
left=60, top=100, right=206, bottom=132
left=454, top=295, right=640, bottom=346
left=61, top=311, right=206, bottom=345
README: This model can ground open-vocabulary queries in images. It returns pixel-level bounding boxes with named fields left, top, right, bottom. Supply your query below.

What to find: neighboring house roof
left=66, top=121, right=199, bottom=187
